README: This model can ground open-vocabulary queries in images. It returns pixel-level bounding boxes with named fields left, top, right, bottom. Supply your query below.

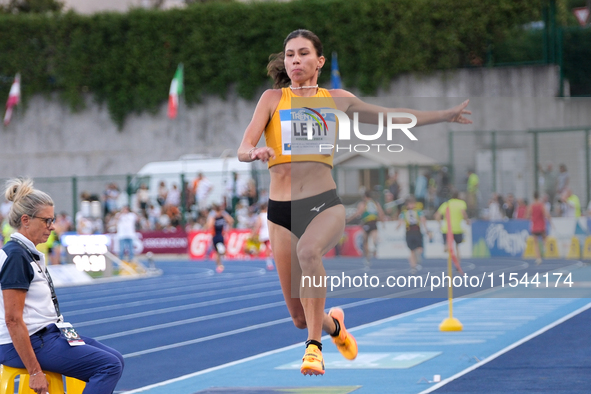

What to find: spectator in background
left=538, top=163, right=557, bottom=211
left=245, top=178, right=257, bottom=207
left=147, top=203, right=161, bottom=230
left=234, top=202, right=251, bottom=229
left=466, top=169, right=479, bottom=218
left=514, top=198, right=528, bottom=219
left=104, top=212, right=118, bottom=233
left=195, top=173, right=213, bottom=211
left=487, top=193, right=504, bottom=221
left=2, top=214, right=15, bottom=246
left=414, top=171, right=428, bottom=206
left=560, top=188, right=580, bottom=218
left=383, top=190, right=399, bottom=220
left=116, top=205, right=138, bottom=262
left=542, top=193, right=552, bottom=216
left=528, top=191, right=551, bottom=265
left=503, top=193, right=516, bottom=219
left=76, top=216, right=94, bottom=235
left=0, top=197, right=12, bottom=219
left=51, top=212, right=72, bottom=265
left=136, top=183, right=150, bottom=214
left=556, top=164, right=569, bottom=197
left=163, top=204, right=181, bottom=229
left=183, top=180, right=195, bottom=214
left=165, top=183, right=181, bottom=208
left=586, top=198, right=591, bottom=217
left=427, top=173, right=438, bottom=211
left=257, top=188, right=270, bottom=207
left=436, top=167, right=451, bottom=206
left=226, top=172, right=247, bottom=215
left=386, top=170, right=400, bottom=201
left=156, top=181, right=168, bottom=207
left=103, top=183, right=120, bottom=216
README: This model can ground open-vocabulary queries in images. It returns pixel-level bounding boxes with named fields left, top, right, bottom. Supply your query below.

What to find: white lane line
left=57, top=267, right=268, bottom=300
left=65, top=281, right=280, bottom=316
left=59, top=273, right=275, bottom=307
left=75, top=289, right=284, bottom=327
left=121, top=298, right=450, bottom=393
left=95, top=301, right=287, bottom=340
left=121, top=298, right=392, bottom=359
left=417, top=300, right=591, bottom=394
left=122, top=317, right=295, bottom=358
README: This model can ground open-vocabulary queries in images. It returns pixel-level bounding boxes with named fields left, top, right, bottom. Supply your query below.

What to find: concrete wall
left=2, top=64, right=591, bottom=206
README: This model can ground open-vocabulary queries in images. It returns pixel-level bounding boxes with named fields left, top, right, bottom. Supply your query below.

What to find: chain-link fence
left=531, top=126, right=591, bottom=214
left=1, top=168, right=271, bottom=227
left=449, top=126, right=591, bottom=216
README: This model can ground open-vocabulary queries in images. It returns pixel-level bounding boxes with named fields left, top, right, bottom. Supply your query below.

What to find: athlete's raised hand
left=445, top=100, right=472, bottom=124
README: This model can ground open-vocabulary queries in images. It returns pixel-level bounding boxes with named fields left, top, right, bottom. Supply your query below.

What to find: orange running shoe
left=300, top=344, right=325, bottom=376
left=329, top=307, right=358, bottom=360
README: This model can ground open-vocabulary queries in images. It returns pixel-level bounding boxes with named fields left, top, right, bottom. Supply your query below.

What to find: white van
left=133, top=154, right=268, bottom=210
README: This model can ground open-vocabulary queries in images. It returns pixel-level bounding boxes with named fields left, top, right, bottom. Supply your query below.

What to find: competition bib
left=280, top=107, right=337, bottom=156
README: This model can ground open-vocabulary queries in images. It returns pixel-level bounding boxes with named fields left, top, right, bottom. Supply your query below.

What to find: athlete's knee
left=291, top=315, right=307, bottom=330
left=296, top=243, right=322, bottom=265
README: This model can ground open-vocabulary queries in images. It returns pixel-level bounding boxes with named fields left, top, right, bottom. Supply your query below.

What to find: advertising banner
left=138, top=230, right=188, bottom=254
left=377, top=220, right=472, bottom=259
left=471, top=220, right=531, bottom=257
left=188, top=229, right=270, bottom=260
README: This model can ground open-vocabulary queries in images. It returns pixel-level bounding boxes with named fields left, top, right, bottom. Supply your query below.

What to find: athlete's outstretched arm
left=330, top=89, right=472, bottom=127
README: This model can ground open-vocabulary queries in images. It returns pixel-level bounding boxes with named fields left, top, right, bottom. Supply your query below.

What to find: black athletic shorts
left=268, top=189, right=342, bottom=239
left=442, top=233, right=463, bottom=244
left=406, top=230, right=423, bottom=251
left=212, top=235, right=225, bottom=253
left=362, top=220, right=378, bottom=234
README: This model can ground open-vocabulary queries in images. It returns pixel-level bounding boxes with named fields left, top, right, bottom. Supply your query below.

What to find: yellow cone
left=567, top=237, right=581, bottom=259
left=523, top=236, right=537, bottom=259
left=582, top=237, right=591, bottom=260
left=544, top=237, right=560, bottom=258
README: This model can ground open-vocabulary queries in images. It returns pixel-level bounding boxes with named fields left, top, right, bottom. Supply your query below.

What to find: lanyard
left=10, top=238, right=61, bottom=319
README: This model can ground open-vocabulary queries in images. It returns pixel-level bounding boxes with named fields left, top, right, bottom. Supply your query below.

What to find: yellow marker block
left=440, top=317, right=463, bottom=331
left=544, top=236, right=560, bottom=258
left=523, top=236, right=537, bottom=259
left=583, top=236, right=591, bottom=260
left=567, top=237, right=581, bottom=259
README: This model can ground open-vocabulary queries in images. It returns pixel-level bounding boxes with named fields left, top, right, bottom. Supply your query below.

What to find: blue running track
left=52, top=257, right=591, bottom=393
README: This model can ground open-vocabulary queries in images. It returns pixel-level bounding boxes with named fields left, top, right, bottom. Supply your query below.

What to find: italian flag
left=4, top=73, right=20, bottom=126
left=167, top=64, right=183, bottom=119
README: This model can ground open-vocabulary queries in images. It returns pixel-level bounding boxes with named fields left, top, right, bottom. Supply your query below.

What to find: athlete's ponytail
left=267, top=51, right=290, bottom=89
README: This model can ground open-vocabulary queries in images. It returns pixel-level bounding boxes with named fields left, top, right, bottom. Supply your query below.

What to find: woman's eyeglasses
left=31, top=215, right=56, bottom=228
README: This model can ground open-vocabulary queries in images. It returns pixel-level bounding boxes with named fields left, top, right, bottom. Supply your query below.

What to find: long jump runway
left=53, top=258, right=591, bottom=393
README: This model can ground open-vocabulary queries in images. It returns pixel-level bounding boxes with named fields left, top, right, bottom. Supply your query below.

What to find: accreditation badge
left=280, top=108, right=337, bottom=156
left=56, top=322, right=86, bottom=346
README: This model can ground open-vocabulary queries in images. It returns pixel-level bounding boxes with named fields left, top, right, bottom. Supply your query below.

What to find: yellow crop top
left=265, top=87, right=338, bottom=168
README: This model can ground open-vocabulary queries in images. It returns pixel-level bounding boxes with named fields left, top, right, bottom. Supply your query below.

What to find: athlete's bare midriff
left=268, top=161, right=336, bottom=202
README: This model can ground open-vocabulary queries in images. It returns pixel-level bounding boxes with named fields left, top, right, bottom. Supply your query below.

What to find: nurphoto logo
left=296, top=107, right=417, bottom=153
